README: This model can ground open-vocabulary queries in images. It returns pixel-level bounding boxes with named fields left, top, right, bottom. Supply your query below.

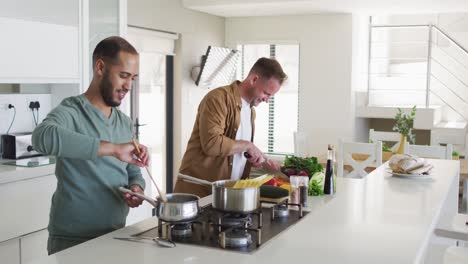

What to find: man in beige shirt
left=174, top=58, right=287, bottom=197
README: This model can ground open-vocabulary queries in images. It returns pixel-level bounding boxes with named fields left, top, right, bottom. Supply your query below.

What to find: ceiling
left=182, top=0, right=468, bottom=17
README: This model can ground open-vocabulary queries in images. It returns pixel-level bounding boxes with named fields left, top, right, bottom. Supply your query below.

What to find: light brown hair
left=249, top=57, right=287, bottom=84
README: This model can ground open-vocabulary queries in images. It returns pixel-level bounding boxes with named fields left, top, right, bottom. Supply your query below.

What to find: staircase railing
left=368, top=23, right=468, bottom=118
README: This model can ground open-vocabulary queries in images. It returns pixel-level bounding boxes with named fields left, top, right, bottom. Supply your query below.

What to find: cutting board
left=260, top=196, right=289, bottom=203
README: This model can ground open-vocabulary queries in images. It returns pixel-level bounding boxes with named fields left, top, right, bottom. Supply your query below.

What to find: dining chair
left=436, top=214, right=468, bottom=241
left=436, top=214, right=468, bottom=263
left=337, top=139, right=382, bottom=178
left=443, top=245, right=468, bottom=263
left=369, top=129, right=401, bottom=152
left=404, top=142, right=453, bottom=160
left=431, top=130, right=467, bottom=158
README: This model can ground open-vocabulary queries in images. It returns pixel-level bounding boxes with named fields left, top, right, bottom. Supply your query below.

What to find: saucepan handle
left=177, top=173, right=213, bottom=187
left=118, top=187, right=158, bottom=207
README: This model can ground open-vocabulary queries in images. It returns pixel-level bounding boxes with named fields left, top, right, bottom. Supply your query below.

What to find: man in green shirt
left=32, top=36, right=149, bottom=255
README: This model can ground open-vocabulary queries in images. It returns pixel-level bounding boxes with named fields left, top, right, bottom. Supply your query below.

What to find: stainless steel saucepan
left=177, top=174, right=260, bottom=214
left=118, top=187, right=200, bottom=223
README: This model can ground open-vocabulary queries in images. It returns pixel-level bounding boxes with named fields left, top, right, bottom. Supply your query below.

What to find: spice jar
left=290, top=176, right=309, bottom=206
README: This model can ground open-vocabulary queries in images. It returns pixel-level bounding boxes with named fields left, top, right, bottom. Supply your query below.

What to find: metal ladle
left=114, top=236, right=176, bottom=248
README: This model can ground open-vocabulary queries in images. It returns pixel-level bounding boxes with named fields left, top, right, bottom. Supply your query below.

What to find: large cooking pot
left=118, top=187, right=200, bottom=222
left=178, top=174, right=260, bottom=214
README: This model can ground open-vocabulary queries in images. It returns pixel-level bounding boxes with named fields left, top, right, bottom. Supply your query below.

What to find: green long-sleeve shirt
left=32, top=94, right=145, bottom=239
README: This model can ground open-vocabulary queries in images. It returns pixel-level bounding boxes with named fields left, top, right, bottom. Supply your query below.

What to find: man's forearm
left=231, top=140, right=265, bottom=165
left=229, top=140, right=252, bottom=156
left=32, top=122, right=99, bottom=160
left=98, top=141, right=117, bottom=157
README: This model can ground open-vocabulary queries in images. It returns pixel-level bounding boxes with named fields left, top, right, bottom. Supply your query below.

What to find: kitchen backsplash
left=0, top=94, right=52, bottom=135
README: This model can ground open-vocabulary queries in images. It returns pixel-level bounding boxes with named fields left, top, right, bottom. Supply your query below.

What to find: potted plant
left=361, top=140, right=394, bottom=161
left=452, top=151, right=460, bottom=160
left=393, top=106, right=416, bottom=154
left=381, top=142, right=393, bottom=161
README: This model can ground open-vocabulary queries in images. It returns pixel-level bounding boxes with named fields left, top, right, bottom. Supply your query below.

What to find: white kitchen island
left=30, top=159, right=460, bottom=264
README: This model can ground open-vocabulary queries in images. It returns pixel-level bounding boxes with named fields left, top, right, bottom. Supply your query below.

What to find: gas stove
left=133, top=199, right=308, bottom=253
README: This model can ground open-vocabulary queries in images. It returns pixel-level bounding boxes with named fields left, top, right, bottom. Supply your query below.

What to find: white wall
left=0, top=94, right=51, bottom=135
left=226, top=14, right=355, bottom=155
left=438, top=13, right=468, bottom=48
left=128, top=0, right=225, bottom=183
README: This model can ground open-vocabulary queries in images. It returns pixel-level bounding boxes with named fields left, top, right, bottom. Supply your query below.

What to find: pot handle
left=177, top=173, right=213, bottom=187
left=118, top=187, right=158, bottom=207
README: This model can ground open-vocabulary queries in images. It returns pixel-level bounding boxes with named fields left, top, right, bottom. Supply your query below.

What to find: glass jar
left=290, top=175, right=309, bottom=205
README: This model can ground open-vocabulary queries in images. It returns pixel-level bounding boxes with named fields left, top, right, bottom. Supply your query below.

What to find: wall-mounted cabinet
left=0, top=0, right=80, bottom=84
left=0, top=0, right=126, bottom=93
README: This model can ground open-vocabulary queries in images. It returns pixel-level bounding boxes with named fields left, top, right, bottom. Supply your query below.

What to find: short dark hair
left=249, top=57, right=287, bottom=84
left=92, top=36, right=138, bottom=65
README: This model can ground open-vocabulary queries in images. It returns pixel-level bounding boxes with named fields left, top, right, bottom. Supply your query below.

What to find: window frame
left=235, top=42, right=301, bottom=156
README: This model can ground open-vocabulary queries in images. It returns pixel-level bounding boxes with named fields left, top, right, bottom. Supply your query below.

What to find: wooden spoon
left=132, top=139, right=168, bottom=202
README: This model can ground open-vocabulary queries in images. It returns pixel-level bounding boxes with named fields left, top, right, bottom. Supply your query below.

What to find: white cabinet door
left=20, top=229, right=48, bottom=264
left=0, top=174, right=56, bottom=242
left=0, top=0, right=80, bottom=83
left=0, top=238, right=20, bottom=264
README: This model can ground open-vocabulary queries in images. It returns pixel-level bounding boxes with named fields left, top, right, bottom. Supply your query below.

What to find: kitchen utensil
left=178, top=173, right=260, bottom=213
left=114, top=236, right=176, bottom=248
left=132, top=139, right=167, bottom=202
left=2, top=133, right=42, bottom=159
left=243, top=152, right=289, bottom=182
left=259, top=196, right=289, bottom=203
left=154, top=237, right=176, bottom=248
left=119, top=187, right=200, bottom=222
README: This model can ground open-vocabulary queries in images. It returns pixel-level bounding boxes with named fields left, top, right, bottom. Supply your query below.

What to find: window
left=237, top=44, right=300, bottom=154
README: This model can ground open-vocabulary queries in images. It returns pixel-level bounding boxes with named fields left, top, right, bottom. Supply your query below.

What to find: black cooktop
left=133, top=202, right=309, bottom=253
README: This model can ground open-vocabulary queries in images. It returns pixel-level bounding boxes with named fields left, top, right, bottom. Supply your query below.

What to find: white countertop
left=0, top=157, right=55, bottom=185
left=30, top=159, right=459, bottom=264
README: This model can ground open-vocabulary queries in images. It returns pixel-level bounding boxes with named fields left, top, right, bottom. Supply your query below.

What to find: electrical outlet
left=0, top=104, right=14, bottom=110
left=0, top=98, right=9, bottom=110
left=28, top=101, right=41, bottom=110
left=29, top=101, right=35, bottom=110
left=28, top=101, right=41, bottom=111
left=0, top=104, right=9, bottom=111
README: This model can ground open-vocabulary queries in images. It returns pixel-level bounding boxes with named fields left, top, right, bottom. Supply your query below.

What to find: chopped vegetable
left=308, top=172, right=325, bottom=196
left=382, top=142, right=392, bottom=152
left=370, top=140, right=393, bottom=152
left=279, top=184, right=291, bottom=192
left=282, top=155, right=323, bottom=178
left=263, top=178, right=279, bottom=187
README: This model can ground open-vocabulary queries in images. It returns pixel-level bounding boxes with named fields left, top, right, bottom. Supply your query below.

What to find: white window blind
left=127, top=26, right=178, bottom=55
left=237, top=44, right=299, bottom=154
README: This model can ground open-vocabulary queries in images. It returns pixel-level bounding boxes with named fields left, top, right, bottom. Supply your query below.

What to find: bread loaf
left=389, top=154, right=428, bottom=173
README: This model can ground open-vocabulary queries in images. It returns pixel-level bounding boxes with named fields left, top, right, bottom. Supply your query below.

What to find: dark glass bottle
left=324, top=144, right=335, bottom=195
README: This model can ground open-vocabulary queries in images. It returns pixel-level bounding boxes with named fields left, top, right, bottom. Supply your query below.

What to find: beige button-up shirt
left=174, top=81, right=256, bottom=197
